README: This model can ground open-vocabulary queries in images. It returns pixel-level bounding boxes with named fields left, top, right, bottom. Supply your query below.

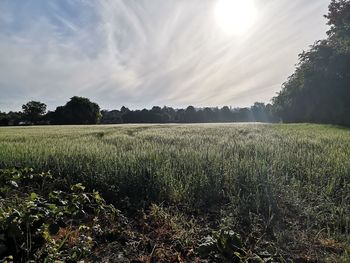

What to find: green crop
left=0, top=123, right=349, bottom=245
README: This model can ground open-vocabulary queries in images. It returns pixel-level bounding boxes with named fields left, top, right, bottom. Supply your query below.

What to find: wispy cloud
left=0, top=0, right=329, bottom=111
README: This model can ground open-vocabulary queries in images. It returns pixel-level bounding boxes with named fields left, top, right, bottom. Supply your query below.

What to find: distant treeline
left=101, top=103, right=277, bottom=124
left=1, top=0, right=349, bottom=126
left=0, top=97, right=277, bottom=126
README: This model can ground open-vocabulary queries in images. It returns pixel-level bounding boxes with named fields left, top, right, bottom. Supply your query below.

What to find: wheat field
left=0, top=124, right=349, bottom=248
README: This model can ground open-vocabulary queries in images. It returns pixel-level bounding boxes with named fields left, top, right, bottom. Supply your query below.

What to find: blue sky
left=0, top=0, right=330, bottom=111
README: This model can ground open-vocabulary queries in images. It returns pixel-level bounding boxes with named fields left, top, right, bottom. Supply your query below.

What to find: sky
left=0, top=0, right=330, bottom=112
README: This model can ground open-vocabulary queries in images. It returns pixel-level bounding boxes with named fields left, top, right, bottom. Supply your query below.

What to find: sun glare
left=214, top=0, right=257, bottom=36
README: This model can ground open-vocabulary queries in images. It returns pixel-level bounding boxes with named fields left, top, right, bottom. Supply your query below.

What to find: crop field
left=1, top=123, right=350, bottom=261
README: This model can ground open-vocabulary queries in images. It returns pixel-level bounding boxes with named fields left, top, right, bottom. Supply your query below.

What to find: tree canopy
left=22, top=101, right=47, bottom=124
left=272, top=0, right=350, bottom=126
left=51, top=96, right=101, bottom=125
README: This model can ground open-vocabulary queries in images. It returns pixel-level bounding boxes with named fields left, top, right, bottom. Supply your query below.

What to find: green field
left=1, top=124, right=350, bottom=261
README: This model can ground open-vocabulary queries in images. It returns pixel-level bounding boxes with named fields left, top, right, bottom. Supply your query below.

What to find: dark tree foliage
left=22, top=101, right=47, bottom=124
left=220, top=106, right=233, bottom=122
left=51, top=96, right=101, bottom=124
left=272, top=0, right=350, bottom=126
left=100, top=110, right=123, bottom=124
left=0, top=111, right=9, bottom=126
left=100, top=103, right=275, bottom=124
left=0, top=111, right=23, bottom=126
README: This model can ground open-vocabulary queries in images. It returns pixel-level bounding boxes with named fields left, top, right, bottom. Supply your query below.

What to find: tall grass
left=0, top=123, right=349, bottom=242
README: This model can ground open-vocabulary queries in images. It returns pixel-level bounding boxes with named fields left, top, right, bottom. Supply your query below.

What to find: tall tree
left=272, top=0, right=350, bottom=126
left=51, top=97, right=101, bottom=124
left=22, top=101, right=47, bottom=124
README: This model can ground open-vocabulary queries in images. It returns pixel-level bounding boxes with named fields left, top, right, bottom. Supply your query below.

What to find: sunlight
left=214, top=0, right=257, bottom=36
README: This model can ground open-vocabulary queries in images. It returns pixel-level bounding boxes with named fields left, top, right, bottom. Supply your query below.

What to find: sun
left=214, top=0, right=257, bottom=36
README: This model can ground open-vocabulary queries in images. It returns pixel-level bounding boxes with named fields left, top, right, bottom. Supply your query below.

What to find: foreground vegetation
left=0, top=124, right=350, bottom=262
left=0, top=168, right=121, bottom=262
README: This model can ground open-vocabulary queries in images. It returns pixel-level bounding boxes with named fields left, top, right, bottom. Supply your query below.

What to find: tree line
left=0, top=97, right=101, bottom=126
left=101, top=102, right=277, bottom=124
left=0, top=97, right=276, bottom=126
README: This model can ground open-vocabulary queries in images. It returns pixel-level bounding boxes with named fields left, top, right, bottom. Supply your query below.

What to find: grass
left=0, top=123, right=350, bottom=261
